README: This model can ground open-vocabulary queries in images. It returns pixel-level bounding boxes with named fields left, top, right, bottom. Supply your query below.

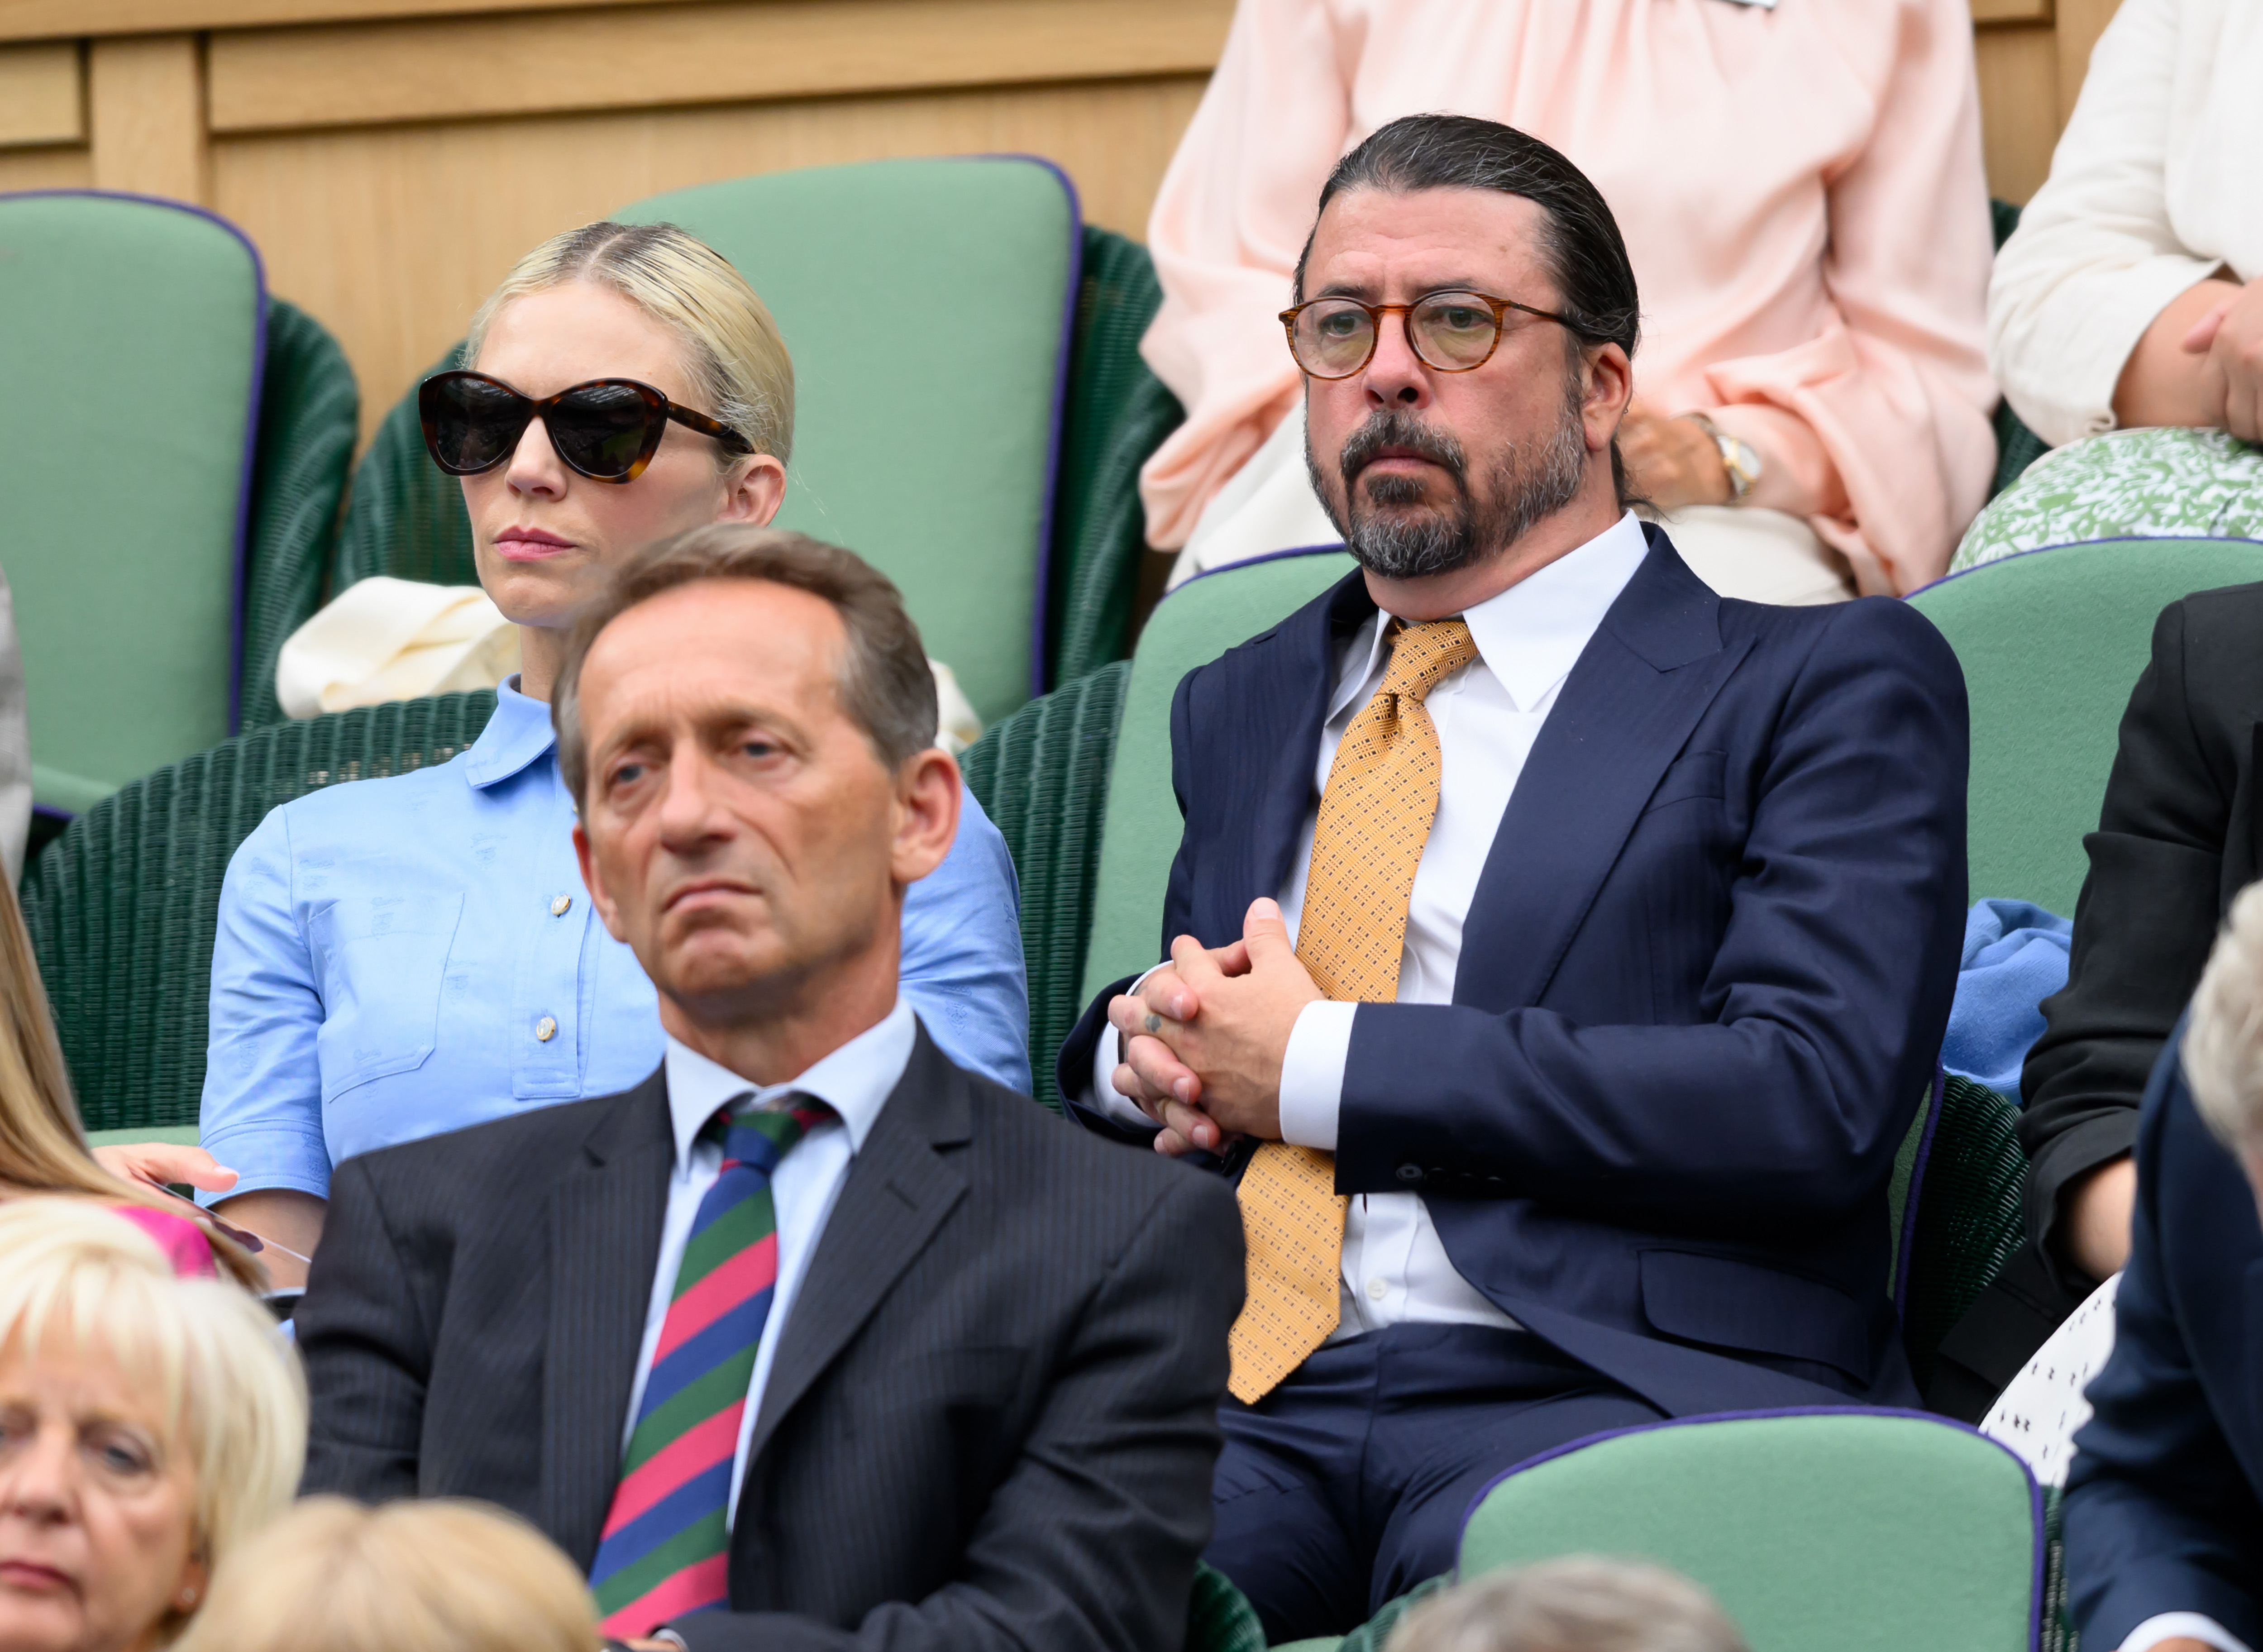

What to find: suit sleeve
left=292, top=1155, right=434, bottom=1501
left=2020, top=600, right=2228, bottom=1285
left=2063, top=1054, right=2263, bottom=1650
left=669, top=1170, right=1245, bottom=1652
left=1334, top=599, right=1966, bottom=1230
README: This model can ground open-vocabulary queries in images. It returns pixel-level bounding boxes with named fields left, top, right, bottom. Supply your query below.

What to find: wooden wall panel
left=87, top=34, right=207, bottom=201
left=1976, top=24, right=2060, bottom=206
left=0, top=146, right=91, bottom=191
left=211, top=73, right=1208, bottom=441
left=0, top=42, right=82, bottom=148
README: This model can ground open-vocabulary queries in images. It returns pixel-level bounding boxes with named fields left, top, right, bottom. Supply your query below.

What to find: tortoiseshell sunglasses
left=418, top=369, right=752, bottom=485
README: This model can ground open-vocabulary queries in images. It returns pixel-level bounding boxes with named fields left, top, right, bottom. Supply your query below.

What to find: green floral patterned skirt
left=1952, top=427, right=2263, bottom=573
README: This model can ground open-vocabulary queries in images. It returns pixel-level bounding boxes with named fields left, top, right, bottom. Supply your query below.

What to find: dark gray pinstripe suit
left=296, top=1027, right=1244, bottom=1651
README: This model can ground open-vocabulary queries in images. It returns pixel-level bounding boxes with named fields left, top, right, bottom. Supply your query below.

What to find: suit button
left=1395, top=1164, right=1423, bottom=1184
left=535, top=1015, right=557, bottom=1042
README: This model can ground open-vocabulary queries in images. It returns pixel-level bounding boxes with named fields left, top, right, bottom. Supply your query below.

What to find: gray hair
left=551, top=525, right=937, bottom=805
left=2183, top=880, right=2263, bottom=1157
left=1385, top=1557, right=1749, bottom=1652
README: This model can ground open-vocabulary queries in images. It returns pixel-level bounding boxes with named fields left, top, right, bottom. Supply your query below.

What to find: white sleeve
left=1987, top=0, right=2220, bottom=446
left=2120, top=1614, right=2256, bottom=1652
left=1276, top=1000, right=1356, bottom=1151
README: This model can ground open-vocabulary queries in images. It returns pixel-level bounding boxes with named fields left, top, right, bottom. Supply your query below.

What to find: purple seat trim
left=1905, top=532, right=2263, bottom=603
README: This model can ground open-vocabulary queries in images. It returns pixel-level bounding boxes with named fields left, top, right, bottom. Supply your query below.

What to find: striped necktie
left=590, top=1099, right=828, bottom=1637
left=1227, top=617, right=1479, bottom=1404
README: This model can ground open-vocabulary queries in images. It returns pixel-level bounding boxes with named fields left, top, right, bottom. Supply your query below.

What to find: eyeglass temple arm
left=666, top=403, right=754, bottom=454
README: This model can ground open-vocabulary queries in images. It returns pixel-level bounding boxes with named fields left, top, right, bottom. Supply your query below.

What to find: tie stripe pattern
left=1227, top=617, right=1479, bottom=1404
left=590, top=1101, right=826, bottom=1637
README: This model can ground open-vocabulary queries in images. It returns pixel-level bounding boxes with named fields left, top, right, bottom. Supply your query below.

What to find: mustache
left=1337, top=410, right=1468, bottom=489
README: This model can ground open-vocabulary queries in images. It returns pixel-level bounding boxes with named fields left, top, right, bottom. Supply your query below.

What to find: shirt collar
left=1330, top=510, right=1652, bottom=718
left=461, top=674, right=558, bottom=790
left=660, top=995, right=917, bottom=1173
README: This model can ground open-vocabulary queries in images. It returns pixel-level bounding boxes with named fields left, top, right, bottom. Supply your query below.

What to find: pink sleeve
left=113, top=1204, right=220, bottom=1279
left=1705, top=0, right=1997, bottom=595
left=1136, top=0, right=1352, bottom=549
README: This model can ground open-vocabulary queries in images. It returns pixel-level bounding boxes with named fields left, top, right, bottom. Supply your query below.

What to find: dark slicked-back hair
left=1295, top=113, right=1641, bottom=359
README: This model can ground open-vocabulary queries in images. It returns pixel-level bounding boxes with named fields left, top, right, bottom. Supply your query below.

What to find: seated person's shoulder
left=957, top=1069, right=1240, bottom=1223
left=234, top=750, right=477, bottom=865
left=1722, top=591, right=1963, bottom=695
left=337, top=1084, right=644, bottom=1206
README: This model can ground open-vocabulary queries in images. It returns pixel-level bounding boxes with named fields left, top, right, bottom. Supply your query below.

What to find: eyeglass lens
left=426, top=376, right=663, bottom=479
left=1293, top=292, right=1506, bottom=377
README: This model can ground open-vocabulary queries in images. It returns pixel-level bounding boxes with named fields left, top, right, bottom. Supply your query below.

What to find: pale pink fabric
left=1138, top=0, right=1999, bottom=595
left=113, top=1203, right=219, bottom=1278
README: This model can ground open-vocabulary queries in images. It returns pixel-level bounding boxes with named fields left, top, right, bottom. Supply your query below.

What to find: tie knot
left=1379, top=618, right=1478, bottom=706
left=708, top=1094, right=831, bottom=1170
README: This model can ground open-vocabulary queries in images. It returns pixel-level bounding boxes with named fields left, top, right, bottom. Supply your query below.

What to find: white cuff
left=1278, top=1000, right=1356, bottom=1151
left=2122, top=1613, right=2254, bottom=1652
left=1087, top=965, right=1168, bottom=1129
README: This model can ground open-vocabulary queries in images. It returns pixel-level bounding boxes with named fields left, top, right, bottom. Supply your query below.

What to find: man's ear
left=1583, top=341, right=1634, bottom=452
left=573, top=817, right=632, bottom=943
left=890, top=746, right=963, bottom=888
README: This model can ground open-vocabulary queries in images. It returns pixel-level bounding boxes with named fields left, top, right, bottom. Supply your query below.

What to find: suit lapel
left=540, top=1067, right=674, bottom=1569
left=1220, top=574, right=1375, bottom=935
left=741, top=1031, right=972, bottom=1472
left=1457, top=530, right=1750, bottom=1010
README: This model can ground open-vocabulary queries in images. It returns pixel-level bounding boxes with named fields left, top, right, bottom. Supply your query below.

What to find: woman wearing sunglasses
left=189, top=221, right=1031, bottom=1284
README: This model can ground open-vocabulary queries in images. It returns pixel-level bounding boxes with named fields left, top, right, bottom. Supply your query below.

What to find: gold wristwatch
left=1681, top=411, right=1761, bottom=503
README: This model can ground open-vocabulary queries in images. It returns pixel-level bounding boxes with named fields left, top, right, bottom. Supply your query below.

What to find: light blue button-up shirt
left=198, top=679, right=1029, bottom=1202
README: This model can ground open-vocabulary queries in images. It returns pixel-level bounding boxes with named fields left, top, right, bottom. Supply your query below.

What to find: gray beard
left=1308, top=401, right=1588, bottom=581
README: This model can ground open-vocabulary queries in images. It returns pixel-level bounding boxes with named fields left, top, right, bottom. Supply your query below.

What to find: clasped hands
left=1106, top=898, right=1321, bottom=1157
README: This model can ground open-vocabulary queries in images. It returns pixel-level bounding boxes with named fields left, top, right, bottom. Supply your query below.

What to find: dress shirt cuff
left=2120, top=1614, right=2254, bottom=1652
left=191, top=1125, right=333, bottom=1208
left=1087, top=965, right=1167, bottom=1129
left=1278, top=1000, right=1355, bottom=1152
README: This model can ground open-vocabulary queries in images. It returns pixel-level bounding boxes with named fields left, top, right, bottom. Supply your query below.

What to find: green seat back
left=335, top=338, right=478, bottom=590
left=960, top=659, right=1131, bottom=1108
left=1898, top=1074, right=2029, bottom=1392
left=1081, top=549, right=1356, bottom=1002
left=0, top=192, right=265, bottom=813
left=1906, top=538, right=2263, bottom=914
left=619, top=158, right=1074, bottom=725
left=21, top=692, right=497, bottom=1131
left=1460, top=1412, right=2040, bottom=1652
left=1048, top=227, right=1184, bottom=685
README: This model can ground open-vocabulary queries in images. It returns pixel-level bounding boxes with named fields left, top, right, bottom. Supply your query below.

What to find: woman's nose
left=0, top=1430, right=78, bottom=1519
left=504, top=415, right=568, bottom=498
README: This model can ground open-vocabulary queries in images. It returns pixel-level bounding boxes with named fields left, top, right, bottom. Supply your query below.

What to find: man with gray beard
left=1056, top=113, right=1969, bottom=1642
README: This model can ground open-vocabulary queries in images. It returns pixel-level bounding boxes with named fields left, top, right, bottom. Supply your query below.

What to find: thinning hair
left=465, top=220, right=795, bottom=466
left=552, top=525, right=938, bottom=805
left=2183, top=880, right=2263, bottom=1156
left=1386, top=1557, right=1749, bottom=1652
left=0, top=1197, right=307, bottom=1631
left=176, top=1498, right=594, bottom=1652
left=0, top=878, right=260, bottom=1287
left=1295, top=113, right=1642, bottom=506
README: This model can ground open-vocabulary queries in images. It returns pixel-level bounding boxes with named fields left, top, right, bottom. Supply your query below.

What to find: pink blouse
left=1138, top=0, right=1999, bottom=595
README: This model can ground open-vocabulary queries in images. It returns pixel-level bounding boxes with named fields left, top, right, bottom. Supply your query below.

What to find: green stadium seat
left=1896, top=1073, right=2029, bottom=1395
left=21, top=692, right=497, bottom=1133
left=1080, top=548, right=1357, bottom=1003
left=959, top=659, right=1129, bottom=1108
left=0, top=193, right=356, bottom=817
left=1448, top=1411, right=2040, bottom=1652
left=1905, top=537, right=2263, bottom=916
left=337, top=212, right=1176, bottom=707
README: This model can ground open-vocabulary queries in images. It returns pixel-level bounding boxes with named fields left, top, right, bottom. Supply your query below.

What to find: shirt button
left=1365, top=1277, right=1390, bottom=1303
left=550, top=894, right=572, bottom=916
left=535, top=1015, right=558, bottom=1043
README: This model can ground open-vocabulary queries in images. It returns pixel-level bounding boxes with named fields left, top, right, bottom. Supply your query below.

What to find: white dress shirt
left=1095, top=510, right=1651, bottom=1340
left=621, top=996, right=916, bottom=1528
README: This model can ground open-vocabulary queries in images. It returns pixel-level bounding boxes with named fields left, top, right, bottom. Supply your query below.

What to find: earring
left=177, top=1586, right=198, bottom=1608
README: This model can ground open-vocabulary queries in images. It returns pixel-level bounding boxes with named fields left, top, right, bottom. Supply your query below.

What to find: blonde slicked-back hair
left=176, top=1497, right=595, bottom=1652
left=0, top=1198, right=306, bottom=1628
left=2183, top=881, right=2263, bottom=1159
left=464, top=220, right=796, bottom=465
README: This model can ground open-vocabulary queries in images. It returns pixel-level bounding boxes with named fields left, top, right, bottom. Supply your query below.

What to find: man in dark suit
left=1056, top=114, right=1968, bottom=1641
left=1934, top=581, right=2263, bottom=1418
left=2061, top=889, right=2263, bottom=1652
left=295, top=525, right=1244, bottom=1652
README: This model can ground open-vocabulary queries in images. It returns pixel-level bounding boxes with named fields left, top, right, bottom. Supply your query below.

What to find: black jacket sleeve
left=2020, top=599, right=2230, bottom=1286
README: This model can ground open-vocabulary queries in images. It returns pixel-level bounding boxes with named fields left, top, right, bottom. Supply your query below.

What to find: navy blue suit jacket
left=2064, top=1028, right=2263, bottom=1649
left=1059, top=527, right=1967, bottom=1415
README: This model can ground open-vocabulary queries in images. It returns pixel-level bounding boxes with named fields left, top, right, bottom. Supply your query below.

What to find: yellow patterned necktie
left=1226, top=616, right=1480, bottom=1404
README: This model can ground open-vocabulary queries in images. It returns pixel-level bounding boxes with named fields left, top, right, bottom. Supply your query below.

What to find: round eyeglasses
left=1279, top=289, right=1576, bottom=380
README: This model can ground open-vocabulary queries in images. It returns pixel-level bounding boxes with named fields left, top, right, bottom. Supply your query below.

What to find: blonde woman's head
left=0, top=1200, right=306, bottom=1652
left=453, top=221, right=797, bottom=695
left=174, top=1498, right=593, bottom=1652
left=1385, top=1556, right=1748, bottom=1652
left=2183, top=880, right=2263, bottom=1196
